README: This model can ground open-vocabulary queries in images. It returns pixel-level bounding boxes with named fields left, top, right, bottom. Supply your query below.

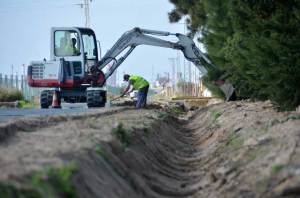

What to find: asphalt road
left=0, top=103, right=107, bottom=123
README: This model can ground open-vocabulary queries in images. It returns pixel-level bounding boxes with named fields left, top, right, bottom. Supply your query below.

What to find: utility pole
left=183, top=18, right=187, bottom=84
left=10, top=65, right=14, bottom=88
left=77, top=0, right=92, bottom=27
left=22, top=64, right=26, bottom=77
left=176, top=51, right=181, bottom=82
left=168, top=58, right=176, bottom=88
left=11, top=65, right=14, bottom=76
left=21, top=64, right=25, bottom=91
left=151, top=65, right=154, bottom=88
left=188, top=62, right=191, bottom=83
left=84, top=0, right=91, bottom=27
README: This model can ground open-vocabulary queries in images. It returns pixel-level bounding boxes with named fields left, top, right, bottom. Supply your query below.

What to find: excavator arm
left=95, top=27, right=214, bottom=80
left=92, top=27, right=234, bottom=101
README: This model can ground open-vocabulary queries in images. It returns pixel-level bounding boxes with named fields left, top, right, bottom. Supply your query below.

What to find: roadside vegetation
left=0, top=87, right=23, bottom=102
left=0, top=87, right=38, bottom=108
left=17, top=100, right=38, bottom=109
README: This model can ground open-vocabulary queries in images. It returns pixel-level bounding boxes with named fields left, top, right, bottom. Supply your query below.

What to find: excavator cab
left=28, top=27, right=107, bottom=108
left=51, top=27, right=99, bottom=80
left=28, top=27, right=101, bottom=88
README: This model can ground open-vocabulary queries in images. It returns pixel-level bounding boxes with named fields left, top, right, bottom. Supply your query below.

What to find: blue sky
left=0, top=0, right=187, bottom=83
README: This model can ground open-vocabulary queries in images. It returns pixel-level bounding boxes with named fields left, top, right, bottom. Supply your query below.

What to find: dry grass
left=0, top=87, right=23, bottom=102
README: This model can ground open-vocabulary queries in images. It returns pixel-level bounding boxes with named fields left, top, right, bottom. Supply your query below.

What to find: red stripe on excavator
left=28, top=76, right=79, bottom=88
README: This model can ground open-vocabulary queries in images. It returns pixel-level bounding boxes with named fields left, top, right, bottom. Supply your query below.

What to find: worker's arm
left=121, top=81, right=133, bottom=97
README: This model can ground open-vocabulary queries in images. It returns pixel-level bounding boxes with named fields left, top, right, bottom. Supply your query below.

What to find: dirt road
left=0, top=101, right=300, bottom=197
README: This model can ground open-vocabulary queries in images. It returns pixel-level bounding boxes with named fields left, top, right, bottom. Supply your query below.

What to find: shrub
left=0, top=87, right=23, bottom=102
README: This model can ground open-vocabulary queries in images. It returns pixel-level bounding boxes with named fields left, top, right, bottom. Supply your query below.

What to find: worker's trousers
left=136, top=85, right=149, bottom=108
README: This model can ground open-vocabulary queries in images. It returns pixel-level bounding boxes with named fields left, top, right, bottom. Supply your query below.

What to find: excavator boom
left=96, top=27, right=214, bottom=80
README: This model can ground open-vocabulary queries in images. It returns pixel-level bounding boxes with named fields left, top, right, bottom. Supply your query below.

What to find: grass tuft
left=155, top=111, right=169, bottom=120
left=17, top=100, right=37, bottom=108
left=271, top=164, right=284, bottom=174
left=112, top=123, right=132, bottom=148
left=212, top=111, right=222, bottom=122
left=169, top=106, right=185, bottom=116
left=225, top=131, right=244, bottom=150
left=95, top=144, right=109, bottom=160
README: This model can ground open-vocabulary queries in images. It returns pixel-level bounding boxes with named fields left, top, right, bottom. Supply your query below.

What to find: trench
left=69, top=116, right=203, bottom=198
left=3, top=101, right=295, bottom=197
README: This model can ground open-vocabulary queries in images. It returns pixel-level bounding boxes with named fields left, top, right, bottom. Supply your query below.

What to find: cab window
left=82, top=33, right=96, bottom=60
left=54, top=31, right=81, bottom=56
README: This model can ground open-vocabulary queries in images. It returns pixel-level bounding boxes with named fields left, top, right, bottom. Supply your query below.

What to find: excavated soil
left=0, top=101, right=300, bottom=197
left=0, top=107, right=156, bottom=181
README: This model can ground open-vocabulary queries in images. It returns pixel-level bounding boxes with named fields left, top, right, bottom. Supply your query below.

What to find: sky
left=0, top=0, right=189, bottom=84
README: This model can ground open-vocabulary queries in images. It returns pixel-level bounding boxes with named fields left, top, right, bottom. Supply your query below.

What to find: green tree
left=169, top=0, right=300, bottom=110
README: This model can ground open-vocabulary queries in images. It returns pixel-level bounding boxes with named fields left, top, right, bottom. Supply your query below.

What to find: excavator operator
left=121, top=74, right=149, bottom=108
left=70, top=38, right=80, bottom=55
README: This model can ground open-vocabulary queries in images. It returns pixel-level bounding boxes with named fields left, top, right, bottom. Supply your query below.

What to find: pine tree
left=169, top=0, right=300, bottom=110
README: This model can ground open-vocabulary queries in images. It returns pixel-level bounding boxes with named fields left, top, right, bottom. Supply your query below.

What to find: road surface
left=0, top=103, right=107, bottom=123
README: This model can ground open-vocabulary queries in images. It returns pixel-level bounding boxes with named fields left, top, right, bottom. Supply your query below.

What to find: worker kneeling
left=121, top=74, right=149, bottom=108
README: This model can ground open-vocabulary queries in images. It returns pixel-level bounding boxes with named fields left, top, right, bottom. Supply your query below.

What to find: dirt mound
left=0, top=101, right=300, bottom=197
left=0, top=107, right=155, bottom=181
left=0, top=107, right=129, bottom=142
left=68, top=101, right=300, bottom=198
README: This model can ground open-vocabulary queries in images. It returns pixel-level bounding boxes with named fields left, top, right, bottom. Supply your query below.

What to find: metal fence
left=0, top=74, right=43, bottom=101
